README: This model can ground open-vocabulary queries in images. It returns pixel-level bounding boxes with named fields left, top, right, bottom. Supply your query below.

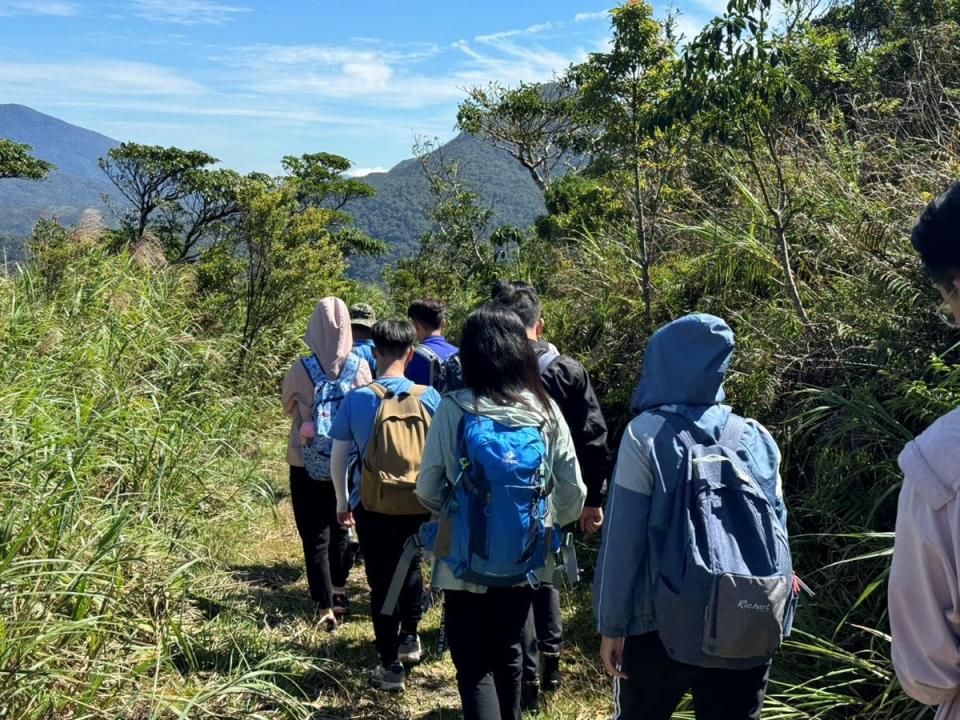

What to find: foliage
left=0, top=137, right=53, bottom=180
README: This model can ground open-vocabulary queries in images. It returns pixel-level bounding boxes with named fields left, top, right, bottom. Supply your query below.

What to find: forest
left=1, top=0, right=959, bottom=717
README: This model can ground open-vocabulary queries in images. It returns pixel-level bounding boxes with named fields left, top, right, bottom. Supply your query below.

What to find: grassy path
left=220, top=468, right=612, bottom=719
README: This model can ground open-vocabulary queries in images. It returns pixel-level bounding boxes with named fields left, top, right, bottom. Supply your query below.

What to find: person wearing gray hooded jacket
left=594, top=314, right=786, bottom=720
left=416, top=305, right=586, bottom=720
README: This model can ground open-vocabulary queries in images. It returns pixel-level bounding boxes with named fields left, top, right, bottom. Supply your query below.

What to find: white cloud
left=0, top=1, right=79, bottom=16
left=0, top=61, right=203, bottom=96
left=574, top=11, right=608, bottom=23
left=346, top=166, right=387, bottom=177
left=475, top=22, right=557, bottom=44
left=129, top=0, right=250, bottom=25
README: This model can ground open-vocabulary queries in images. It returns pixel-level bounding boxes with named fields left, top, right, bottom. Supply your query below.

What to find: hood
left=631, top=313, right=734, bottom=415
left=899, top=407, right=960, bottom=510
left=304, top=297, right=354, bottom=378
left=449, top=389, right=554, bottom=429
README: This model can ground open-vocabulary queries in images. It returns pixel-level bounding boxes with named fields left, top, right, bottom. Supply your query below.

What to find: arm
left=890, top=479, right=960, bottom=708
left=330, top=439, right=353, bottom=522
left=281, top=362, right=303, bottom=418
left=546, top=407, right=587, bottom=528
left=594, top=420, right=654, bottom=638
left=415, top=398, right=457, bottom=513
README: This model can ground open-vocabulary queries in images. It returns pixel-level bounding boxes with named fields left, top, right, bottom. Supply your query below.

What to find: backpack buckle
left=526, top=570, right=542, bottom=590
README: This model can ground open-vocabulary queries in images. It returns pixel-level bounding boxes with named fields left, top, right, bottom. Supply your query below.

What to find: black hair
left=459, top=304, right=553, bottom=413
left=492, top=282, right=541, bottom=328
left=371, top=319, right=416, bottom=360
left=491, top=279, right=534, bottom=299
left=912, top=181, right=960, bottom=287
left=407, top=299, right=445, bottom=330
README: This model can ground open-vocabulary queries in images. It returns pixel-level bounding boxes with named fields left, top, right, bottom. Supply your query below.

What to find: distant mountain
left=0, top=106, right=546, bottom=276
left=0, top=105, right=118, bottom=238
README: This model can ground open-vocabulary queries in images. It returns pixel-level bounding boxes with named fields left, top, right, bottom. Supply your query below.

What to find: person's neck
left=525, top=328, right=538, bottom=341
left=428, top=329, right=443, bottom=338
left=378, top=360, right=407, bottom=379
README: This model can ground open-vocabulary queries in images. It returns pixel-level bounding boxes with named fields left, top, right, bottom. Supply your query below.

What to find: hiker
left=416, top=305, right=586, bottom=720
left=281, top=297, right=373, bottom=630
left=595, top=314, right=793, bottom=720
left=406, top=299, right=459, bottom=390
left=328, top=319, right=442, bottom=692
left=889, top=181, right=960, bottom=720
left=492, top=280, right=611, bottom=713
left=350, top=303, right=378, bottom=376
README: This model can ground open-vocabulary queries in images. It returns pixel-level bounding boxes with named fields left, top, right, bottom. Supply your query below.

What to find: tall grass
left=0, top=250, right=327, bottom=719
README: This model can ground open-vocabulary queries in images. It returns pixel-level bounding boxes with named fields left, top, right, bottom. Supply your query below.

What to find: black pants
left=354, top=504, right=428, bottom=666
left=521, top=583, right=563, bottom=681
left=445, top=588, right=534, bottom=720
left=289, top=466, right=352, bottom=609
left=614, top=632, right=771, bottom=720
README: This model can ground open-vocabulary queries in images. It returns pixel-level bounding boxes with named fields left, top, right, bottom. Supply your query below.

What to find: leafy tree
left=676, top=0, right=848, bottom=325
left=0, top=138, right=53, bottom=181
left=457, top=81, right=582, bottom=192
left=99, top=143, right=218, bottom=242
left=566, top=0, right=685, bottom=325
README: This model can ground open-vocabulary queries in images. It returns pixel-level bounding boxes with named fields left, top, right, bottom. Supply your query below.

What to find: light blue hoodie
left=593, top=314, right=785, bottom=638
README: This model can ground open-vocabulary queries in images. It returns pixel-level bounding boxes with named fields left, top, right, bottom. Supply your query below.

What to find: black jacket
left=533, top=340, right=611, bottom=507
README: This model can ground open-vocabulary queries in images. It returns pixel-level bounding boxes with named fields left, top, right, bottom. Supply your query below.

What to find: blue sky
left=0, top=0, right=717, bottom=175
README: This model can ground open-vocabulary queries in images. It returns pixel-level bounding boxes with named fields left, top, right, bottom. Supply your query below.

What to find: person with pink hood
left=282, top=297, right=373, bottom=629
left=890, top=181, right=960, bottom=719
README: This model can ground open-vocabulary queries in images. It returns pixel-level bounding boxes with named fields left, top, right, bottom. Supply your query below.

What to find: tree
left=457, top=81, right=582, bottom=192
left=567, top=0, right=685, bottom=325
left=99, top=143, right=217, bottom=241
left=676, top=0, right=847, bottom=325
left=0, top=139, right=53, bottom=181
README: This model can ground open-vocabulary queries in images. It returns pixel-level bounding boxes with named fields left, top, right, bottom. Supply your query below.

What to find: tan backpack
left=360, top=384, right=431, bottom=515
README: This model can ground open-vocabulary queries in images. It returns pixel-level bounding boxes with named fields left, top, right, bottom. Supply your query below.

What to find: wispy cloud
left=475, top=22, right=558, bottom=44
left=574, top=10, right=608, bottom=23
left=0, top=0, right=79, bottom=16
left=129, top=0, right=250, bottom=26
left=0, top=61, right=203, bottom=95
left=346, top=166, right=387, bottom=177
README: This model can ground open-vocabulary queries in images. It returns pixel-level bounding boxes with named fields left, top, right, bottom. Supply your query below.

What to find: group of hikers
left=279, top=180, right=960, bottom=720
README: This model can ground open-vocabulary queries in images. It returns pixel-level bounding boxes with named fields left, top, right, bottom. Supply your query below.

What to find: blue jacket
left=593, top=314, right=785, bottom=638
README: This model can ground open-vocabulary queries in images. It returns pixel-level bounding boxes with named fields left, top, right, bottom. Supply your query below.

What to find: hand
left=337, top=511, right=354, bottom=527
left=599, top=635, right=628, bottom=679
left=580, top=506, right=604, bottom=534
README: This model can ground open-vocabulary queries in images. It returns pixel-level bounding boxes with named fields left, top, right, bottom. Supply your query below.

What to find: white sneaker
left=372, top=662, right=405, bottom=691
left=398, top=633, right=422, bottom=664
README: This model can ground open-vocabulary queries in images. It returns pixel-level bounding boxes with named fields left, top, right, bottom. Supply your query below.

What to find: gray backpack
left=653, top=413, right=796, bottom=669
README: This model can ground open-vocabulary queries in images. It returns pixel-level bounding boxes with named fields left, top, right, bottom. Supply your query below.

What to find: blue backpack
left=432, top=413, right=552, bottom=587
left=299, top=352, right=361, bottom=480
left=653, top=413, right=796, bottom=669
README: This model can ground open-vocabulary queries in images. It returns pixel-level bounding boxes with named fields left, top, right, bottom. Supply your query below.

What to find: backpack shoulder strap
left=408, top=384, right=429, bottom=399
left=718, top=415, right=747, bottom=451
left=651, top=409, right=700, bottom=453
left=536, top=347, right=561, bottom=376
left=301, top=354, right=324, bottom=386
left=368, top=383, right=390, bottom=399
left=414, top=344, right=441, bottom=363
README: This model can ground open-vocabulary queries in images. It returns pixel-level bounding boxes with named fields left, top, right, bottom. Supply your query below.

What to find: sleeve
left=545, top=404, right=587, bottom=528
left=415, top=398, right=457, bottom=513
left=890, top=481, right=960, bottom=708
left=545, top=358, right=611, bottom=507
left=594, top=419, right=656, bottom=637
left=281, top=362, right=302, bottom=417
left=744, top=420, right=787, bottom=531
left=330, top=439, right=353, bottom=514
left=422, top=388, right=443, bottom=416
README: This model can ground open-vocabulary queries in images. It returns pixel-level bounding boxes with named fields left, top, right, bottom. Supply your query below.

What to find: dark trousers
left=521, top=583, right=563, bottom=681
left=289, top=466, right=352, bottom=609
left=445, top=588, right=535, bottom=720
left=354, top=504, right=428, bottom=666
left=614, top=632, right=771, bottom=720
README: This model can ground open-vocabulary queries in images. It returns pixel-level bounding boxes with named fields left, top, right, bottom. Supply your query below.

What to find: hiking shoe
left=332, top=593, right=350, bottom=617
left=398, top=633, right=422, bottom=664
left=520, top=680, right=541, bottom=714
left=372, top=662, right=405, bottom=692
left=540, top=653, right=562, bottom=691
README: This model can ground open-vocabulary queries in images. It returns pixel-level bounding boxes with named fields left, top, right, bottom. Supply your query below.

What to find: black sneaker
left=540, top=653, right=561, bottom=691
left=332, top=593, right=350, bottom=617
left=520, top=680, right=540, bottom=714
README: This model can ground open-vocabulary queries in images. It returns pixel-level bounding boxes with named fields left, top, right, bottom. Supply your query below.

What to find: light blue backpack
left=653, top=413, right=796, bottom=669
left=430, top=413, right=554, bottom=587
left=299, top=352, right=361, bottom=480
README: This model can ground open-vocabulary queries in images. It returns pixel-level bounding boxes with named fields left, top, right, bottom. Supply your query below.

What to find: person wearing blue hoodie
left=594, top=314, right=786, bottom=720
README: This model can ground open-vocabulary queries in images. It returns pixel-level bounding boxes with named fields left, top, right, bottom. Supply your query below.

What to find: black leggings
left=521, top=583, right=563, bottom=680
left=445, top=587, right=535, bottom=720
left=289, top=466, right=352, bottom=609
left=614, top=632, right=771, bottom=720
